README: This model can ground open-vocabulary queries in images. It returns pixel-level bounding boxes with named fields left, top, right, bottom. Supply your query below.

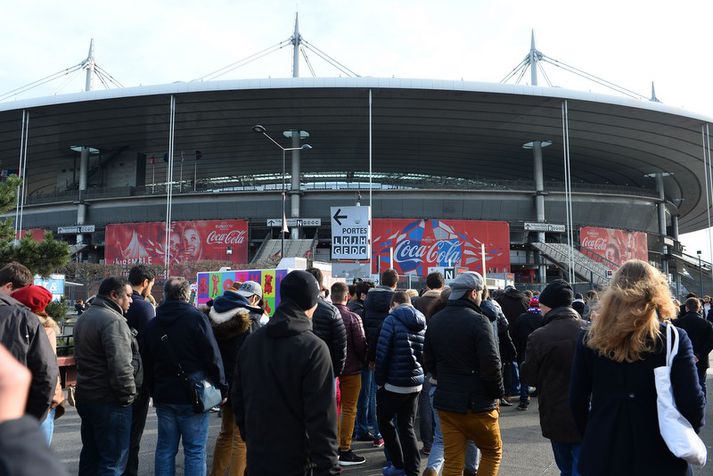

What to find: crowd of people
left=0, top=259, right=709, bottom=476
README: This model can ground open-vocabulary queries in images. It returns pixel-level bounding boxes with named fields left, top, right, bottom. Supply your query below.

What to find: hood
left=503, top=288, right=526, bottom=301
left=156, top=299, right=194, bottom=325
left=366, top=286, right=394, bottom=312
left=421, top=289, right=442, bottom=299
left=479, top=299, right=502, bottom=322
left=209, top=290, right=261, bottom=323
left=542, top=306, right=580, bottom=326
left=209, top=306, right=252, bottom=339
left=391, top=304, right=426, bottom=332
left=265, top=299, right=312, bottom=338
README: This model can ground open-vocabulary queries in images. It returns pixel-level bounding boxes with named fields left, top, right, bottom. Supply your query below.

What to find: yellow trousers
left=210, top=404, right=246, bottom=476
left=439, top=408, right=502, bottom=476
left=338, top=373, right=362, bottom=451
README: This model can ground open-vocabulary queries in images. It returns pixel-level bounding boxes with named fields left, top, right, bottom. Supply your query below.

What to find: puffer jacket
left=424, top=298, right=503, bottom=413
left=208, top=290, right=261, bottom=388
left=375, top=304, right=426, bottom=389
left=312, top=298, right=347, bottom=377
left=364, top=286, right=395, bottom=363
left=74, top=296, right=142, bottom=406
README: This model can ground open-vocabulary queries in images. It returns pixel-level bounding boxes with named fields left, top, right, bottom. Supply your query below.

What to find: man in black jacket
left=0, top=262, right=58, bottom=422
left=306, top=267, right=347, bottom=377
left=520, top=279, right=587, bottom=476
left=234, top=270, right=339, bottom=475
left=675, top=297, right=713, bottom=397
left=424, top=272, right=503, bottom=476
left=495, top=286, right=529, bottom=398
left=142, top=277, right=226, bottom=476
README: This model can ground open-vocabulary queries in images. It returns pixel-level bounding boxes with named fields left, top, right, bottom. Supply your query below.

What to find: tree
left=0, top=176, right=70, bottom=276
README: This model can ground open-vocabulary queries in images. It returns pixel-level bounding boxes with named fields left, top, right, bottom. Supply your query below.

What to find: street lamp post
left=698, top=250, right=703, bottom=297
left=252, top=125, right=312, bottom=258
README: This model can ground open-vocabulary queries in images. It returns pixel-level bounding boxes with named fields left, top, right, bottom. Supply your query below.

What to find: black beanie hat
left=280, top=270, right=320, bottom=311
left=539, top=279, right=574, bottom=309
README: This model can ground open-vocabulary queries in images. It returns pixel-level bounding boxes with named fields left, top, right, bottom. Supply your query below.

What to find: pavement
left=52, top=373, right=713, bottom=475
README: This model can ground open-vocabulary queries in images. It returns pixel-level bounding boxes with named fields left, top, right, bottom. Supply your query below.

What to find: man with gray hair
left=142, top=276, right=226, bottom=475
left=423, top=272, right=504, bottom=476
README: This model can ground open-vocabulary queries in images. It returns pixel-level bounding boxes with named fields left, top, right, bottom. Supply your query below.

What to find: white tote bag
left=653, top=323, right=707, bottom=467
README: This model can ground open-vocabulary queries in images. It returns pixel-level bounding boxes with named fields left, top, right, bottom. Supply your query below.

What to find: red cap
left=529, top=297, right=540, bottom=307
left=12, top=284, right=53, bottom=314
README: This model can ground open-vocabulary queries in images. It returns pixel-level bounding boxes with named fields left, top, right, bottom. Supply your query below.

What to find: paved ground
left=52, top=373, right=713, bottom=475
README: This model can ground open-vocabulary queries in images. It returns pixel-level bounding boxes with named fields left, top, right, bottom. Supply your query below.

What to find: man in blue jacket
left=375, top=291, right=426, bottom=476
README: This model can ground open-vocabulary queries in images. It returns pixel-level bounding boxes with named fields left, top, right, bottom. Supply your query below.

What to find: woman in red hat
left=12, top=284, right=65, bottom=444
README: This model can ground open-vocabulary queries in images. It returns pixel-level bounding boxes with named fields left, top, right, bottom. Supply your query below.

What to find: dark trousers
left=123, top=388, right=150, bottom=476
left=550, top=441, right=581, bottom=476
left=417, top=377, right=433, bottom=449
left=697, top=367, right=707, bottom=398
left=376, top=388, right=420, bottom=476
left=77, top=400, right=132, bottom=476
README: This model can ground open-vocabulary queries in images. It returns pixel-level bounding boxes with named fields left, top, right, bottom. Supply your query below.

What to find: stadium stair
left=250, top=238, right=315, bottom=267
left=531, top=242, right=614, bottom=287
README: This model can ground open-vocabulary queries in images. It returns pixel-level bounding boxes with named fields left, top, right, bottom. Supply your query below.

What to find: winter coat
left=374, top=304, right=426, bottom=389
left=347, top=299, right=365, bottom=318
left=413, top=289, right=442, bottom=319
left=143, top=299, right=227, bottom=405
left=208, top=290, right=261, bottom=389
left=364, top=286, right=395, bottom=363
left=334, top=304, right=367, bottom=376
left=570, top=325, right=705, bottom=476
left=511, top=309, right=543, bottom=364
left=126, top=291, right=155, bottom=351
left=482, top=298, right=517, bottom=362
left=74, top=296, right=142, bottom=406
left=0, top=294, right=58, bottom=420
left=495, top=288, right=529, bottom=326
left=311, top=298, right=347, bottom=377
left=424, top=298, right=503, bottom=413
left=234, top=300, right=339, bottom=476
left=520, top=306, right=587, bottom=443
left=674, top=311, right=713, bottom=371
left=0, top=416, right=69, bottom=476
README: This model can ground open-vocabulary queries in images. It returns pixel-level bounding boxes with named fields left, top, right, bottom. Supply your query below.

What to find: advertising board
left=579, top=226, right=648, bottom=267
left=372, top=219, right=510, bottom=275
left=105, top=220, right=248, bottom=266
left=195, top=268, right=290, bottom=316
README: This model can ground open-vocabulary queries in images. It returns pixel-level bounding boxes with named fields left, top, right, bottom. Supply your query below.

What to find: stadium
left=1, top=32, right=712, bottom=294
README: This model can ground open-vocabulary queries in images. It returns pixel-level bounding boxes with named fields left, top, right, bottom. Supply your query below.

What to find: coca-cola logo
left=206, top=229, right=246, bottom=245
left=394, top=239, right=462, bottom=265
left=581, top=237, right=607, bottom=251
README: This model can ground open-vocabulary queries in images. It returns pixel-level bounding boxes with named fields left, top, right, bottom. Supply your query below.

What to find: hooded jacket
left=143, top=299, right=227, bottom=405
left=674, top=311, right=713, bottom=372
left=311, top=298, right=347, bottom=377
left=74, top=296, right=142, bottom=406
left=520, top=306, right=587, bottom=443
left=482, top=298, right=517, bottom=362
left=511, top=308, right=543, bottom=364
left=375, top=304, right=426, bottom=390
left=233, top=300, right=339, bottom=476
left=364, top=286, right=395, bottom=363
left=0, top=293, right=59, bottom=420
left=208, top=290, right=261, bottom=388
left=495, top=287, right=529, bottom=326
left=414, top=288, right=442, bottom=319
left=334, top=303, right=367, bottom=376
left=424, top=298, right=503, bottom=413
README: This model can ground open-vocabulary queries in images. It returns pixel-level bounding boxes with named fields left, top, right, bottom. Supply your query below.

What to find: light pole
left=252, top=125, right=312, bottom=258
left=698, top=250, right=704, bottom=297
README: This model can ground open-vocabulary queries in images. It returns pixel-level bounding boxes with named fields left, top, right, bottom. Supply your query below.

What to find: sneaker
left=517, top=402, right=528, bottom=411
left=209, top=405, right=221, bottom=413
left=354, top=432, right=376, bottom=442
left=373, top=437, right=385, bottom=448
left=420, top=445, right=431, bottom=456
left=499, top=398, right=513, bottom=407
left=383, top=464, right=405, bottom=476
left=339, top=449, right=366, bottom=466
left=421, top=468, right=438, bottom=476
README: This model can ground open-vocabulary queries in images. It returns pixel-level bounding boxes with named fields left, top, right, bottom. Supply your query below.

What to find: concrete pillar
left=76, top=147, right=89, bottom=245
left=290, top=131, right=300, bottom=239
left=533, top=141, right=548, bottom=284
left=671, top=214, right=680, bottom=241
left=655, top=173, right=669, bottom=275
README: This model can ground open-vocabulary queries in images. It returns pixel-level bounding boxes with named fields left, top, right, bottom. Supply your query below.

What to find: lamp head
left=252, top=125, right=266, bottom=134
left=301, top=144, right=312, bottom=150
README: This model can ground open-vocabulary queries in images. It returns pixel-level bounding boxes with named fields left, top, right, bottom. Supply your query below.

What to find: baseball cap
left=448, top=272, right=485, bottom=300
left=237, top=281, right=262, bottom=299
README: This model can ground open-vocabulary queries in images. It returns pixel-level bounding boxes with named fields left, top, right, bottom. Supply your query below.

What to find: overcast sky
left=1, top=0, right=712, bottom=258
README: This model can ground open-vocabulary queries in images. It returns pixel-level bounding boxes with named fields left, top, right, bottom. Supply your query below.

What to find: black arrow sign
left=333, top=208, right=348, bottom=226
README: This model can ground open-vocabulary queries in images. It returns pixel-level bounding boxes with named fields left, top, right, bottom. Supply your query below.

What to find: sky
left=1, top=0, right=712, bottom=257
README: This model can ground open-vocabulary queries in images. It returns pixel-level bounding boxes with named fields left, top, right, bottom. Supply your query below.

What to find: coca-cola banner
left=579, top=226, right=648, bottom=267
left=372, top=219, right=510, bottom=275
left=105, top=220, right=248, bottom=266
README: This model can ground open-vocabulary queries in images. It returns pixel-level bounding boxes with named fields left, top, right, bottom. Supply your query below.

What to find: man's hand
left=369, top=361, right=375, bottom=370
left=0, top=344, right=31, bottom=423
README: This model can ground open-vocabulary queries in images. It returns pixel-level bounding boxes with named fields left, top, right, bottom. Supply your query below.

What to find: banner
left=579, top=226, right=648, bottom=267
left=195, top=268, right=289, bottom=316
left=105, top=220, right=248, bottom=266
left=372, top=219, right=510, bottom=275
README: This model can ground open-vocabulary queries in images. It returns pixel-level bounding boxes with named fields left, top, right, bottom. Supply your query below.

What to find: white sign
left=330, top=206, right=371, bottom=260
left=524, top=222, right=566, bottom=233
left=57, top=225, right=95, bottom=234
left=266, top=218, right=321, bottom=227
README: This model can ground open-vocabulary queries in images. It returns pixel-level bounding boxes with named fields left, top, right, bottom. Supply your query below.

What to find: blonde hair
left=586, top=260, right=676, bottom=363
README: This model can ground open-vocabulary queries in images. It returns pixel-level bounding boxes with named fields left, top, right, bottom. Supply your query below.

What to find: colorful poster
left=371, top=219, right=510, bottom=275
left=21, top=229, right=47, bottom=241
left=195, top=268, right=290, bottom=317
left=105, top=219, right=248, bottom=266
left=579, top=226, right=648, bottom=267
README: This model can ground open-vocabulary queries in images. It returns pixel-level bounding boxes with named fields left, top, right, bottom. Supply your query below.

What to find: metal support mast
left=290, top=14, right=302, bottom=239
left=77, top=39, right=96, bottom=251
left=291, top=14, right=301, bottom=78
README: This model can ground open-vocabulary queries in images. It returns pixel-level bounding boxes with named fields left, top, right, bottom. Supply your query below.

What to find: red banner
left=105, top=220, right=248, bottom=266
left=579, top=226, right=648, bottom=267
left=20, top=229, right=46, bottom=241
left=372, top=219, right=510, bottom=275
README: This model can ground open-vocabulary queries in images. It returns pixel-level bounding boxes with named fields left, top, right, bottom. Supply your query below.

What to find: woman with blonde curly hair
left=569, top=260, right=704, bottom=476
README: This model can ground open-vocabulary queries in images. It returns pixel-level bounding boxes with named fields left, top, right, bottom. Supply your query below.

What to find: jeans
left=77, top=400, right=132, bottom=476
left=123, top=388, right=150, bottom=476
left=155, top=403, right=209, bottom=476
left=40, top=407, right=56, bottom=445
left=426, top=386, right=478, bottom=473
left=518, top=362, right=530, bottom=405
left=338, top=373, right=362, bottom=450
left=439, top=409, right=502, bottom=476
left=376, top=388, right=420, bottom=476
left=417, top=377, right=433, bottom=450
left=550, top=441, right=581, bottom=476
left=355, top=368, right=381, bottom=439
left=510, top=361, right=521, bottom=396
left=210, top=404, right=246, bottom=476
